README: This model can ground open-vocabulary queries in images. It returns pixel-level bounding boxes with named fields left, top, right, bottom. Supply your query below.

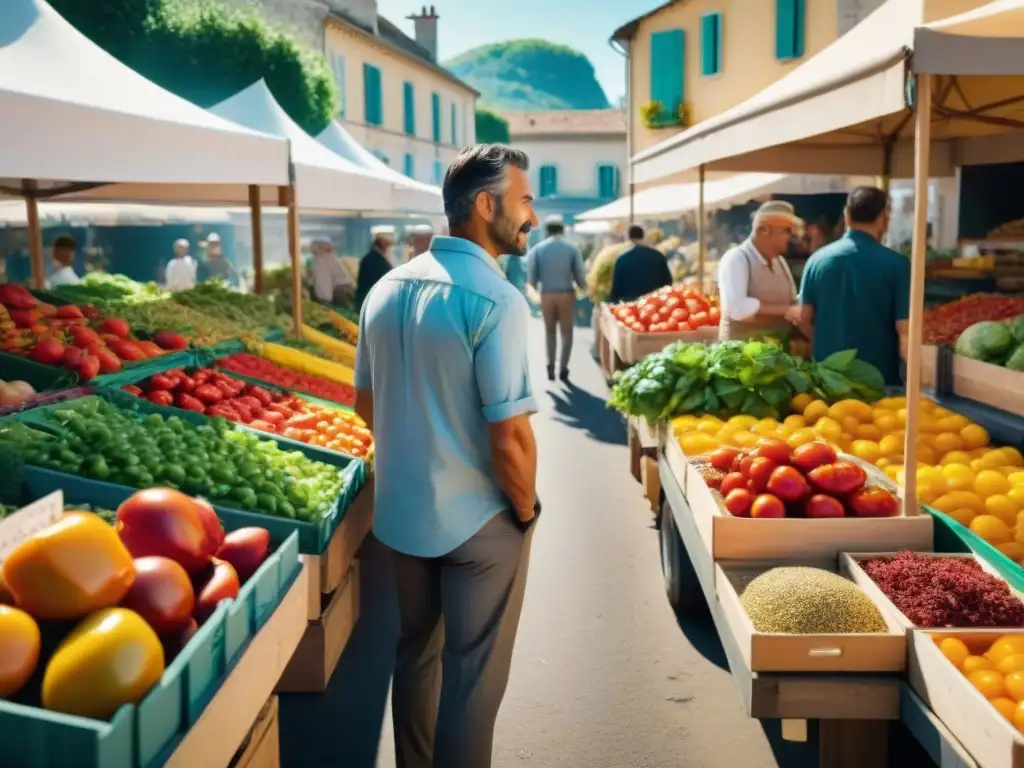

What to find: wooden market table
left=656, top=445, right=979, bottom=768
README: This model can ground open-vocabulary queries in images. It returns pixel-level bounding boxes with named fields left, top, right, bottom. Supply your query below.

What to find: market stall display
left=217, top=352, right=355, bottom=406
left=604, top=286, right=721, bottom=367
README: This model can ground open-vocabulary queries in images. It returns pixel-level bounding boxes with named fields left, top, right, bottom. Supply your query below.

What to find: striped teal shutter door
left=450, top=103, right=457, bottom=144
left=363, top=64, right=373, bottom=124
left=433, top=160, right=443, bottom=184
left=432, top=93, right=441, bottom=142
left=540, top=166, right=558, bottom=197
left=403, top=82, right=415, bottom=134
left=649, top=29, right=685, bottom=115
left=404, top=153, right=414, bottom=178
left=776, top=0, right=805, bottom=60
left=364, top=65, right=383, bottom=125
left=701, top=14, right=722, bottom=75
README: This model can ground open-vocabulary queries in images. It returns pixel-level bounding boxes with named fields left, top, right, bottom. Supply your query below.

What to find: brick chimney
left=407, top=5, right=439, bottom=62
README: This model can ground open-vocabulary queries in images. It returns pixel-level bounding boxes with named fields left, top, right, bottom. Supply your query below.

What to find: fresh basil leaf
left=822, top=349, right=857, bottom=372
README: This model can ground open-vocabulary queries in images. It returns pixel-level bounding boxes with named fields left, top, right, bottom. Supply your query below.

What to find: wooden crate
left=920, top=344, right=938, bottom=389
left=842, top=552, right=1024, bottom=632
left=609, top=317, right=717, bottom=365
left=642, top=456, right=661, bottom=513
left=715, top=558, right=907, bottom=673
left=664, top=435, right=934, bottom=568
left=948, top=356, right=1024, bottom=419
left=300, top=481, right=373, bottom=621
left=163, top=566, right=307, bottom=768
left=277, top=562, right=361, bottom=693
left=910, top=629, right=1024, bottom=768
left=233, top=697, right=280, bottom=768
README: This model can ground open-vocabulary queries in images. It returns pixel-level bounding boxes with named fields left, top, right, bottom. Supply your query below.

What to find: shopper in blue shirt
left=797, top=186, right=910, bottom=387
left=354, top=144, right=540, bottom=768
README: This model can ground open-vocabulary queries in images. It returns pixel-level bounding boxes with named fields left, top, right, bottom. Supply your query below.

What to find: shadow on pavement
left=279, top=536, right=399, bottom=768
left=547, top=382, right=626, bottom=446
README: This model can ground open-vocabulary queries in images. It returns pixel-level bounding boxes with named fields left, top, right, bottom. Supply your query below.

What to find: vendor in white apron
left=718, top=201, right=804, bottom=342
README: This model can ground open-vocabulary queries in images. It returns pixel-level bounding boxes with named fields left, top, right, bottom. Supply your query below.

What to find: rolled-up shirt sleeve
left=475, top=293, right=537, bottom=423
left=718, top=249, right=760, bottom=322
left=354, top=306, right=371, bottom=390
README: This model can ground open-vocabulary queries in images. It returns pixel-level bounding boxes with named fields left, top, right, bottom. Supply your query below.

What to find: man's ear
left=474, top=191, right=495, bottom=223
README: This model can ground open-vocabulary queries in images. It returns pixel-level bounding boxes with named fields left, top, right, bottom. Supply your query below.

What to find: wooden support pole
left=283, top=186, right=303, bottom=337
left=249, top=185, right=264, bottom=294
left=24, top=182, right=44, bottom=290
left=697, top=164, right=706, bottom=291
left=903, top=73, right=933, bottom=516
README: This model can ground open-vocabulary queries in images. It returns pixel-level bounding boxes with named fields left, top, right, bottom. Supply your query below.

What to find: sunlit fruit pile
left=609, top=285, right=720, bottom=334
left=935, top=634, right=1024, bottom=732
left=694, top=438, right=899, bottom=519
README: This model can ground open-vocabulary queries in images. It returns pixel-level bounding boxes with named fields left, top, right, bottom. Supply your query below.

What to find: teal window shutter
left=433, top=160, right=443, bottom=184
left=431, top=93, right=441, bottom=143
left=701, top=13, right=723, bottom=75
left=776, top=0, right=805, bottom=60
left=403, top=82, right=415, bottom=135
left=649, top=29, right=685, bottom=118
left=364, top=64, right=382, bottom=126
left=539, top=165, right=557, bottom=197
left=450, top=102, right=457, bottom=144
left=598, top=165, right=620, bottom=198
left=404, top=153, right=415, bottom=178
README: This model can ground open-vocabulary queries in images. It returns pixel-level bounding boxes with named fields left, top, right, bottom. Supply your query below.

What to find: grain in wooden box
left=665, top=434, right=933, bottom=567
left=909, top=629, right=1024, bottom=768
left=714, top=557, right=906, bottom=673
left=842, top=552, right=1024, bottom=632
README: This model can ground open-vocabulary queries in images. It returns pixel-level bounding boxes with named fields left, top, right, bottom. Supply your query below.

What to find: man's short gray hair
left=442, top=144, right=529, bottom=228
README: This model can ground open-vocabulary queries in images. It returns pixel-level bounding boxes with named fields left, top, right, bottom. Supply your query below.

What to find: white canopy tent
left=0, top=0, right=289, bottom=196
left=209, top=80, right=394, bottom=213
left=577, top=174, right=874, bottom=222
left=0, top=201, right=235, bottom=227
left=316, top=121, right=443, bottom=215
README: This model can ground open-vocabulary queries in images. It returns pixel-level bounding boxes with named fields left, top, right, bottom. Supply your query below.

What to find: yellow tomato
left=786, top=428, right=819, bottom=449
left=976, top=470, right=1012, bottom=498
left=680, top=433, right=720, bottom=456
left=941, top=450, right=973, bottom=466
left=812, top=416, right=842, bottom=443
left=1001, top=447, right=1024, bottom=468
left=789, top=392, right=813, bottom=413
left=932, top=490, right=985, bottom=515
left=945, top=508, right=976, bottom=527
left=937, top=637, right=970, bottom=669
left=968, top=669, right=1007, bottom=699
left=993, top=697, right=1018, bottom=721
left=941, top=463, right=976, bottom=491
left=726, top=415, right=758, bottom=430
left=962, top=424, right=991, bottom=450
left=849, top=440, right=881, bottom=464
left=937, top=413, right=970, bottom=432
left=803, top=400, right=829, bottom=425
left=884, top=465, right=903, bottom=482
left=964, top=655, right=996, bottom=673
left=1010, top=487, right=1024, bottom=506
left=829, top=399, right=873, bottom=423
left=733, top=431, right=758, bottom=449
left=855, top=423, right=883, bottom=441
left=988, top=636, right=1024, bottom=662
left=1007, top=673, right=1024, bottom=704
left=999, top=542, right=1024, bottom=561
left=895, top=408, right=908, bottom=428
left=0, top=605, right=40, bottom=699
left=931, top=432, right=964, bottom=455
left=42, top=608, right=165, bottom=720
left=716, top=429, right=742, bottom=448
left=696, top=420, right=723, bottom=436
left=970, top=515, right=1013, bottom=545
left=874, top=396, right=906, bottom=411
left=873, top=412, right=898, bottom=434
left=916, top=445, right=939, bottom=466
left=840, top=416, right=862, bottom=434
left=876, top=457, right=892, bottom=469
left=878, top=434, right=904, bottom=458
left=672, top=415, right=698, bottom=430
left=783, top=414, right=806, bottom=431
left=998, top=654, right=1024, bottom=674
left=977, top=451, right=1011, bottom=471
left=986, top=495, right=1020, bottom=525
left=753, top=419, right=782, bottom=437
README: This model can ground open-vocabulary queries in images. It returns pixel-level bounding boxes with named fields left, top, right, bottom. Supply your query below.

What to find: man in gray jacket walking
left=526, top=215, right=585, bottom=382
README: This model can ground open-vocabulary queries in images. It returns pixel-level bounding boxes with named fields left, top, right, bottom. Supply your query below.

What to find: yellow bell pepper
left=42, top=607, right=164, bottom=719
left=2, top=512, right=135, bottom=620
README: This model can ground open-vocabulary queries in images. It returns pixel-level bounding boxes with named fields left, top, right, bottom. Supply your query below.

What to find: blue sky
left=377, top=0, right=666, bottom=105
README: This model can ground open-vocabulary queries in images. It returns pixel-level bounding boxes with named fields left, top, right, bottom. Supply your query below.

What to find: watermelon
left=955, top=321, right=1015, bottom=363
left=1010, top=314, right=1024, bottom=345
left=1006, top=344, right=1024, bottom=372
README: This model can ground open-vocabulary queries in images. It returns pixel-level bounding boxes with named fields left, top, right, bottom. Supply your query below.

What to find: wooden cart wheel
left=659, top=499, right=707, bottom=615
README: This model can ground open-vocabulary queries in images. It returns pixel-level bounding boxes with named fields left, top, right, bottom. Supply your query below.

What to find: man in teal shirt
left=797, top=187, right=910, bottom=387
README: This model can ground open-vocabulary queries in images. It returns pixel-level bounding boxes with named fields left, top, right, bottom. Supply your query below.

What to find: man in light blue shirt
left=526, top=215, right=585, bottom=382
left=354, top=144, right=540, bottom=768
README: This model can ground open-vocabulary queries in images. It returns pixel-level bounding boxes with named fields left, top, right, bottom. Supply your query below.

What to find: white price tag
left=0, top=491, right=64, bottom=564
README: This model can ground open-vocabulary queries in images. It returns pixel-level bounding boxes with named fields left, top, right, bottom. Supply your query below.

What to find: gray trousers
left=391, top=512, right=534, bottom=768
left=540, top=292, right=575, bottom=372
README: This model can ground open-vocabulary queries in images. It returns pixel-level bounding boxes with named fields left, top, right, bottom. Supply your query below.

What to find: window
left=450, top=102, right=457, bottom=145
left=329, top=52, right=346, bottom=116
left=431, top=93, right=441, bottom=143
left=403, top=82, right=416, bottom=135
left=649, top=29, right=686, bottom=117
left=700, top=13, right=723, bottom=76
left=597, top=165, right=620, bottom=198
left=539, top=165, right=558, bottom=198
left=404, top=153, right=415, bottom=179
left=363, top=64, right=383, bottom=126
left=775, top=0, right=805, bottom=61
left=432, top=159, right=443, bottom=185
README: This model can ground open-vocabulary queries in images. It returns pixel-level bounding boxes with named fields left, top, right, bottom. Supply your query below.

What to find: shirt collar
left=845, top=228, right=879, bottom=245
left=429, top=236, right=506, bottom=278
left=743, top=237, right=771, bottom=267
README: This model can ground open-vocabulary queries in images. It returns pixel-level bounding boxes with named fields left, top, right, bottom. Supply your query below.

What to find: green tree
left=475, top=108, right=511, bottom=144
left=48, top=0, right=337, bottom=135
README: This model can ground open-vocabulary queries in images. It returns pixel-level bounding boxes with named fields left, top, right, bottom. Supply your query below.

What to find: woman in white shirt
left=46, top=235, right=81, bottom=288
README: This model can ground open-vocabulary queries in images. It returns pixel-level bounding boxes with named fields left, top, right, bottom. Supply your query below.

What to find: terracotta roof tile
left=504, top=109, right=627, bottom=137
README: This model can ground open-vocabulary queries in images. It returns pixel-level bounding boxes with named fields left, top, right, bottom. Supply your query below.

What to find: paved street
left=278, top=319, right=926, bottom=768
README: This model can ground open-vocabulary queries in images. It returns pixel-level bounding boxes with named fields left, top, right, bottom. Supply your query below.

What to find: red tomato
left=753, top=438, right=791, bottom=465
left=120, top=557, right=196, bottom=635
left=750, top=494, right=786, bottom=518
left=791, top=441, right=837, bottom=473
left=747, top=457, right=777, bottom=493
left=847, top=487, right=899, bottom=518
left=215, top=528, right=271, bottom=583
left=766, top=465, right=811, bottom=502
left=192, top=558, right=240, bottom=623
left=804, top=494, right=846, bottom=518
left=719, top=472, right=749, bottom=496
left=724, top=489, right=753, bottom=517
left=807, top=461, right=868, bottom=495
left=116, top=489, right=220, bottom=573
left=690, top=311, right=710, bottom=327
left=710, top=447, right=741, bottom=472
left=708, top=306, right=721, bottom=324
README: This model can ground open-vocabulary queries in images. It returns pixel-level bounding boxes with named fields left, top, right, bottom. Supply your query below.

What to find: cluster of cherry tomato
left=610, top=286, right=720, bottom=334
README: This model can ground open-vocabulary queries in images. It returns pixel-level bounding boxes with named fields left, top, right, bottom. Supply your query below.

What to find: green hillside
left=445, top=39, right=609, bottom=111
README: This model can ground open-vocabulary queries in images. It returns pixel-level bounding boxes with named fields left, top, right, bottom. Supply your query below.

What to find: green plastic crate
left=0, top=700, right=134, bottom=768
left=927, top=505, right=1024, bottom=592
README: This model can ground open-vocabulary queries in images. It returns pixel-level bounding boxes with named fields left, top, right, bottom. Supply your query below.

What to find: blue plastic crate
left=0, top=699, right=134, bottom=768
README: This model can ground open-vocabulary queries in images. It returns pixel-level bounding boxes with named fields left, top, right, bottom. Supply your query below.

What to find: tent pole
left=24, top=181, right=44, bottom=290
left=697, top=164, right=706, bottom=292
left=283, top=185, right=303, bottom=337
left=902, top=73, right=933, bottom=517
left=249, top=185, right=264, bottom=294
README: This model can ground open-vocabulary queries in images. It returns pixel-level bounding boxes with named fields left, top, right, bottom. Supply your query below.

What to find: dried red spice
left=698, top=465, right=726, bottom=490
left=862, top=552, right=1024, bottom=628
